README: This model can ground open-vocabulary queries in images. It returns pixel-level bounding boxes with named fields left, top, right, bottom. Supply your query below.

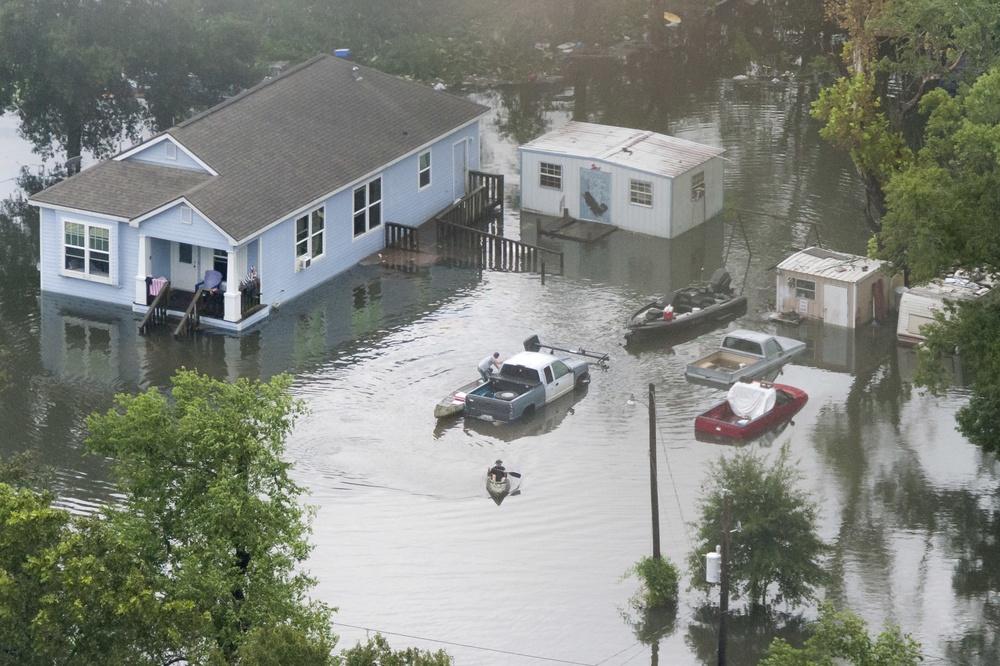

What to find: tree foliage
left=810, top=71, right=913, bottom=230
left=872, top=66, right=1000, bottom=453
left=340, top=633, right=453, bottom=666
left=84, top=370, right=334, bottom=663
left=687, top=444, right=830, bottom=609
left=626, top=555, right=680, bottom=609
left=761, top=602, right=923, bottom=665
left=0, top=371, right=336, bottom=664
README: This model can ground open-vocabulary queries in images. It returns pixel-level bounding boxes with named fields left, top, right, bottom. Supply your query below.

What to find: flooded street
left=2, top=63, right=998, bottom=665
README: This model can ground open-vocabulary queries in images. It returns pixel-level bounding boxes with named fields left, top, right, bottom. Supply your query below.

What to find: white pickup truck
left=684, top=329, right=806, bottom=387
left=461, top=335, right=609, bottom=423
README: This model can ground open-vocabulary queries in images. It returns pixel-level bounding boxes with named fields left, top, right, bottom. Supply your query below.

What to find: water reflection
left=2, top=36, right=999, bottom=665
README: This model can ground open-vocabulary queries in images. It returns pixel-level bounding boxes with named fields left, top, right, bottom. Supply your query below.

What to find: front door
left=579, top=168, right=611, bottom=223
left=171, top=241, right=201, bottom=291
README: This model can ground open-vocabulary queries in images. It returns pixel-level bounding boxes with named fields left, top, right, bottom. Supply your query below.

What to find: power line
left=334, top=622, right=597, bottom=665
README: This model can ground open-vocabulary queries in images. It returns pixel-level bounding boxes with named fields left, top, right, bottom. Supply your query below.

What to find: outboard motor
left=710, top=268, right=732, bottom=294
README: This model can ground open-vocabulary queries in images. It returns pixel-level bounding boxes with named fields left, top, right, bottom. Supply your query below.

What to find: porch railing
left=469, top=170, right=504, bottom=215
left=435, top=219, right=563, bottom=274
left=173, top=288, right=203, bottom=338
left=138, top=280, right=171, bottom=335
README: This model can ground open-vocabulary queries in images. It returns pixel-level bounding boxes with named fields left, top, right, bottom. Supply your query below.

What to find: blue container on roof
left=334, top=49, right=351, bottom=59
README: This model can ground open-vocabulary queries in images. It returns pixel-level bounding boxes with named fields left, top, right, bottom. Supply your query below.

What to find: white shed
left=775, top=247, right=896, bottom=329
left=518, top=121, right=725, bottom=239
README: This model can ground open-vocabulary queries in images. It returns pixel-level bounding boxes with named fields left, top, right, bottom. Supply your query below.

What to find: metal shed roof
left=519, top=121, right=724, bottom=178
left=777, top=247, right=886, bottom=284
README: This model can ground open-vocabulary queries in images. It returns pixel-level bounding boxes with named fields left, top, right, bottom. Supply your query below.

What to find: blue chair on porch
left=197, top=270, right=224, bottom=317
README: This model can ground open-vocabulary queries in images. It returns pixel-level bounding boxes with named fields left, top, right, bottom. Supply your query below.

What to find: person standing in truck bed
left=478, top=352, right=502, bottom=382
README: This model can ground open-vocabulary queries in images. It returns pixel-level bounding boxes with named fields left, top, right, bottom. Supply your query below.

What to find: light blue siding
left=39, top=207, right=135, bottom=306
left=140, top=204, right=229, bottom=247
left=258, top=122, right=480, bottom=308
left=37, top=120, right=484, bottom=321
left=124, top=139, right=207, bottom=172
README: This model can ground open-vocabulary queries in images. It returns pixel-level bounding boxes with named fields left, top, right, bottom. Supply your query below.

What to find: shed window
left=630, top=179, right=653, bottom=206
left=353, top=177, right=382, bottom=237
left=296, top=206, right=325, bottom=264
left=540, top=162, right=562, bottom=189
left=418, top=151, right=431, bottom=189
left=691, top=171, right=705, bottom=200
left=793, top=278, right=816, bottom=300
left=63, top=220, right=112, bottom=283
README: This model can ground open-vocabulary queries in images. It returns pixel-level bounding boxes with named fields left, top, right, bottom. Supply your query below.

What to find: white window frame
left=165, top=141, right=177, bottom=160
left=629, top=179, right=653, bottom=207
left=295, top=206, right=326, bottom=269
left=691, top=171, right=705, bottom=201
left=793, top=278, right=816, bottom=300
left=180, top=205, right=192, bottom=224
left=62, top=219, right=114, bottom=284
left=418, top=150, right=431, bottom=190
left=353, top=177, right=383, bottom=238
left=540, top=162, right=562, bottom=190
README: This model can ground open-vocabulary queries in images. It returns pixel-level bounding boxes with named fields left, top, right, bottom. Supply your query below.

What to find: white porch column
left=134, top=233, right=149, bottom=304
left=224, top=250, right=240, bottom=322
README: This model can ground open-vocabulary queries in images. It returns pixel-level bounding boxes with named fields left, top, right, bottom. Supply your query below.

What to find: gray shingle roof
left=32, top=54, right=489, bottom=241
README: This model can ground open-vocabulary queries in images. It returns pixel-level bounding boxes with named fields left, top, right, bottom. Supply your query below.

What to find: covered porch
left=133, top=234, right=264, bottom=335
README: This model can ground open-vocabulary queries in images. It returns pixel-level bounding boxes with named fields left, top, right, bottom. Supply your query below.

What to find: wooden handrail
left=138, top=281, right=171, bottom=335
left=173, top=287, right=204, bottom=338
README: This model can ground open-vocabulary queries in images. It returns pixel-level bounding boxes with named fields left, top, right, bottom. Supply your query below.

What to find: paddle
left=487, top=470, right=521, bottom=479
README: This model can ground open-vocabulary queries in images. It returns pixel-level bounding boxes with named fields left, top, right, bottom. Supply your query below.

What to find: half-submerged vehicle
left=694, top=380, right=807, bottom=441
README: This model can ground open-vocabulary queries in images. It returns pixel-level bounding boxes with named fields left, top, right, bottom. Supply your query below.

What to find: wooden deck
left=536, top=215, right=618, bottom=243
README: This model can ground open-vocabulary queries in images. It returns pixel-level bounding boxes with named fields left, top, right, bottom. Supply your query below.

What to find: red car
left=694, top=381, right=808, bottom=442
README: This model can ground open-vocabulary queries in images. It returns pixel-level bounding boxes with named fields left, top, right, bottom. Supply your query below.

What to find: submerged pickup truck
left=462, top=336, right=607, bottom=423
left=684, top=329, right=806, bottom=387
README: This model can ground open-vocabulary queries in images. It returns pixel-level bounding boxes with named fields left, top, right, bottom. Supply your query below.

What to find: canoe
left=694, top=381, right=807, bottom=441
left=434, top=378, right=483, bottom=419
left=486, top=475, right=510, bottom=498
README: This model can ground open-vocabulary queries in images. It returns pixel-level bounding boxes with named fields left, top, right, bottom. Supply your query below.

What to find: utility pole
left=718, top=492, right=730, bottom=666
left=649, top=382, right=661, bottom=560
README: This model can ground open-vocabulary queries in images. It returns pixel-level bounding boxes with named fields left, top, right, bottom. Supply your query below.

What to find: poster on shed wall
left=579, top=167, right=611, bottom=223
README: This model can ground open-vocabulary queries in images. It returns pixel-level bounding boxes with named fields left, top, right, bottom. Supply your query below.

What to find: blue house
left=30, top=54, right=489, bottom=332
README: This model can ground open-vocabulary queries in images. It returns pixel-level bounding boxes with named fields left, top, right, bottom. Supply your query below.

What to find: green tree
left=340, top=633, right=453, bottom=666
left=874, top=67, right=1000, bottom=453
left=687, top=444, right=830, bottom=609
left=85, top=370, right=335, bottom=664
left=811, top=71, right=913, bottom=232
left=761, top=602, right=923, bottom=666
left=0, top=0, right=145, bottom=167
left=814, top=0, right=1000, bottom=230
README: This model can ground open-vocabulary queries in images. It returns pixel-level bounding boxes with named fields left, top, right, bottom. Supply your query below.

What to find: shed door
left=579, top=168, right=611, bottom=223
left=823, top=283, right=849, bottom=327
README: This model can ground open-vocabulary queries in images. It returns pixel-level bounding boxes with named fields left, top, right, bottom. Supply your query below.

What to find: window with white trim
left=64, top=220, right=112, bottom=282
left=630, top=179, right=653, bottom=206
left=353, top=177, right=382, bottom=237
left=691, top=171, right=705, bottom=200
left=540, top=162, right=562, bottom=189
left=165, top=141, right=177, bottom=160
left=418, top=151, right=431, bottom=189
left=180, top=205, right=192, bottom=224
left=296, top=207, right=325, bottom=264
left=793, top=278, right=816, bottom=300
left=213, top=249, right=228, bottom=281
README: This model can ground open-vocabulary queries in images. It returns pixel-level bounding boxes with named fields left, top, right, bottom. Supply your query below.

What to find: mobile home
left=519, top=121, right=724, bottom=239
left=896, top=274, right=995, bottom=345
